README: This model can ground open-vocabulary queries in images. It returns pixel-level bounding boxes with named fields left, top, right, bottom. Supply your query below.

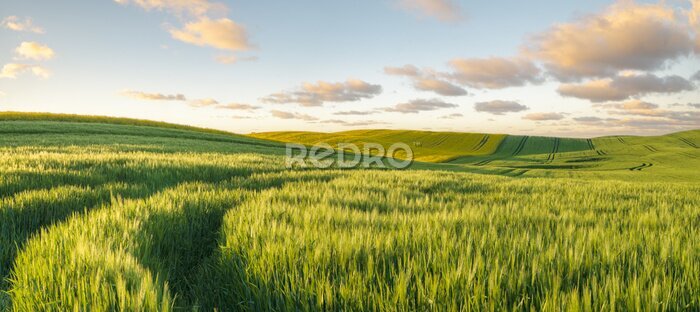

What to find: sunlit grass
left=0, top=114, right=698, bottom=311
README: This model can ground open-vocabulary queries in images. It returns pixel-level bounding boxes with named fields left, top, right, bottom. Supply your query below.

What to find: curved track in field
left=643, top=145, right=658, bottom=152
left=678, top=137, right=698, bottom=148
left=512, top=136, right=530, bottom=156
left=472, top=135, right=490, bottom=151
left=629, top=163, right=653, bottom=171
left=587, top=139, right=607, bottom=155
left=545, top=138, right=560, bottom=164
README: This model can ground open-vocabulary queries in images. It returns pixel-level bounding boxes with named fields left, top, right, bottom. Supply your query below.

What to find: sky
left=0, top=0, right=699, bottom=137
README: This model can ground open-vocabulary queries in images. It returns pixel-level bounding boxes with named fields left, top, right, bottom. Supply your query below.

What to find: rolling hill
left=252, top=129, right=700, bottom=181
left=250, top=130, right=505, bottom=162
left=0, top=113, right=699, bottom=311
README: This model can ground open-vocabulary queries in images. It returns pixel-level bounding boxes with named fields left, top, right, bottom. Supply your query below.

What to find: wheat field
left=1, top=115, right=699, bottom=311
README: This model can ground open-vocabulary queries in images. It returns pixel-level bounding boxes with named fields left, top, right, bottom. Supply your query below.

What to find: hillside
left=0, top=112, right=285, bottom=155
left=251, top=129, right=505, bottom=162
left=252, top=129, right=700, bottom=181
left=0, top=114, right=699, bottom=311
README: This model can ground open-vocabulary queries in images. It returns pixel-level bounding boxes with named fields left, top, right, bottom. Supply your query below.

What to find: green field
left=251, top=130, right=505, bottom=162
left=257, top=129, right=700, bottom=182
left=1, top=113, right=699, bottom=311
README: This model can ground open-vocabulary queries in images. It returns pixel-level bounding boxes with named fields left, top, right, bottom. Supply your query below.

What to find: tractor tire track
left=546, top=138, right=560, bottom=164
left=628, top=163, right=653, bottom=171
left=617, top=137, right=627, bottom=144
left=473, top=158, right=494, bottom=166
left=473, top=136, right=528, bottom=166
left=433, top=135, right=450, bottom=147
left=588, top=139, right=607, bottom=156
left=512, top=136, right=529, bottom=156
left=472, top=135, right=490, bottom=151
left=643, top=145, right=658, bottom=152
left=678, top=137, right=698, bottom=148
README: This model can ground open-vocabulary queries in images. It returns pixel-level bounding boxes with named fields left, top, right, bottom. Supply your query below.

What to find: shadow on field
left=0, top=158, right=269, bottom=307
left=3, top=167, right=341, bottom=311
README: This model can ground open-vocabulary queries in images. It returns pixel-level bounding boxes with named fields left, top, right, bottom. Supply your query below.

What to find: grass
left=199, top=172, right=700, bottom=311
left=250, top=129, right=505, bottom=162
left=0, top=112, right=699, bottom=311
left=0, top=112, right=247, bottom=138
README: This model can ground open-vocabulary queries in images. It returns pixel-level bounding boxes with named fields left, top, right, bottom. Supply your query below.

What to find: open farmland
left=0, top=114, right=699, bottom=311
left=251, top=130, right=505, bottom=163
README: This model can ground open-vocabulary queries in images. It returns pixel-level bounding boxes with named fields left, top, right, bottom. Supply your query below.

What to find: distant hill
left=250, top=129, right=700, bottom=181
left=250, top=130, right=505, bottom=162
left=0, top=112, right=698, bottom=181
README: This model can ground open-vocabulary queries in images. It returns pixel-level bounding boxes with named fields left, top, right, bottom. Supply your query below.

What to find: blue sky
left=1, top=0, right=698, bottom=137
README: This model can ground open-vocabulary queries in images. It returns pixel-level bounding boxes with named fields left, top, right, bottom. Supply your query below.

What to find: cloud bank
left=0, top=63, right=51, bottom=79
left=558, top=73, right=695, bottom=102
left=2, top=16, right=44, bottom=33
left=474, top=100, right=529, bottom=115
left=263, top=79, right=382, bottom=106
left=525, top=2, right=695, bottom=81
left=384, top=98, right=458, bottom=113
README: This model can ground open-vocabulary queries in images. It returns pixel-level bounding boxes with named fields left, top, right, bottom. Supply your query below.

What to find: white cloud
left=384, top=98, right=458, bottom=113
left=440, top=113, right=463, bottom=119
left=558, top=73, right=694, bottom=102
left=1, top=16, right=44, bottom=34
left=114, top=0, right=226, bottom=19
left=15, top=42, right=55, bottom=61
left=0, top=63, right=51, bottom=79
left=116, top=0, right=254, bottom=59
left=523, top=112, right=566, bottom=121
left=474, top=100, right=529, bottom=115
left=384, top=65, right=420, bottom=76
left=573, top=116, right=611, bottom=123
left=121, top=90, right=187, bottom=101
left=447, top=57, right=542, bottom=89
left=270, top=110, right=318, bottom=121
left=333, top=110, right=379, bottom=116
left=585, top=100, right=700, bottom=131
left=595, top=100, right=666, bottom=117
left=170, top=18, right=251, bottom=52
left=263, top=79, right=382, bottom=106
left=385, top=65, right=467, bottom=96
left=188, top=98, right=219, bottom=107
left=413, top=77, right=468, bottom=96
left=397, top=0, right=464, bottom=22
left=692, top=0, right=700, bottom=25
left=525, top=1, right=695, bottom=80
left=121, top=90, right=255, bottom=110
left=217, top=103, right=260, bottom=110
